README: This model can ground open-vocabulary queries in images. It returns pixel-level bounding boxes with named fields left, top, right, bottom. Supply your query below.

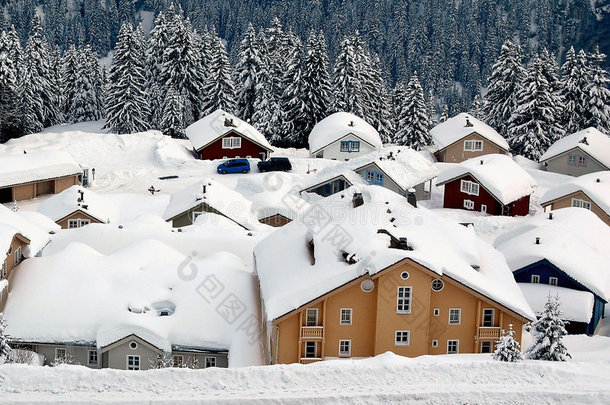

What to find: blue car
left=217, top=158, right=251, bottom=174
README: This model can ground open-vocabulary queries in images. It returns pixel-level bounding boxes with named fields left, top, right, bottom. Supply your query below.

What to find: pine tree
left=0, top=35, right=23, bottom=141
left=469, top=95, right=484, bottom=118
left=160, top=88, right=186, bottom=138
left=0, top=313, right=10, bottom=361
left=559, top=47, right=588, bottom=134
left=369, top=53, right=394, bottom=141
left=147, top=11, right=171, bottom=128
left=235, top=24, right=266, bottom=123
left=507, top=55, right=565, bottom=160
left=395, top=73, right=431, bottom=150
left=525, top=295, right=571, bottom=361
left=483, top=41, right=526, bottom=137
left=61, top=45, right=79, bottom=121
left=332, top=34, right=364, bottom=116
left=301, top=32, right=333, bottom=136
left=584, top=46, right=610, bottom=133
left=104, top=24, right=150, bottom=134
left=280, top=31, right=308, bottom=147
left=440, top=105, right=449, bottom=123
left=392, top=81, right=407, bottom=136
left=201, top=35, right=236, bottom=117
left=492, top=324, right=523, bottom=362
left=71, top=46, right=104, bottom=123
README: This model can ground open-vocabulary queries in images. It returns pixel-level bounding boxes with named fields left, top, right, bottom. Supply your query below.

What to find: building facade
left=435, top=132, right=508, bottom=163
left=541, top=190, right=610, bottom=226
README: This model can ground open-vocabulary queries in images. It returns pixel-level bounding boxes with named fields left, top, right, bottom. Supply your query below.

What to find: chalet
left=539, top=128, right=610, bottom=176
left=300, top=147, right=438, bottom=201
left=436, top=154, right=536, bottom=216
left=0, top=151, right=83, bottom=203
left=37, top=185, right=120, bottom=229
left=308, top=112, right=383, bottom=161
left=431, top=113, right=509, bottom=163
left=185, top=109, right=273, bottom=161
left=540, top=171, right=610, bottom=226
left=254, top=186, right=535, bottom=364
left=163, top=178, right=265, bottom=230
left=495, top=208, right=609, bottom=335
left=3, top=239, right=261, bottom=369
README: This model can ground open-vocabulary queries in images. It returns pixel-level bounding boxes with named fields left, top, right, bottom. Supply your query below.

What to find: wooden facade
left=435, top=132, right=508, bottom=163
left=271, top=258, right=528, bottom=364
left=55, top=210, right=104, bottom=229
left=542, top=191, right=610, bottom=226
left=1, top=233, right=30, bottom=281
left=196, top=130, right=272, bottom=161
left=0, top=174, right=79, bottom=203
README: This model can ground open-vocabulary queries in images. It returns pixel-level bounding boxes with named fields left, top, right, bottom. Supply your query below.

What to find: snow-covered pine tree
left=482, top=40, right=526, bottom=137
left=281, top=32, right=309, bottom=148
left=440, top=105, right=449, bottom=123
left=525, top=295, right=571, bottom=361
left=235, top=24, right=267, bottom=123
left=104, top=24, right=150, bottom=134
left=60, top=45, right=79, bottom=121
left=160, top=88, right=186, bottom=138
left=469, top=95, right=484, bottom=119
left=263, top=17, right=287, bottom=111
left=369, top=53, right=394, bottom=142
left=391, top=81, right=407, bottom=138
left=395, top=73, right=431, bottom=150
left=20, top=67, right=44, bottom=135
left=559, top=47, right=588, bottom=134
left=584, top=46, right=610, bottom=133
left=200, top=35, right=236, bottom=117
left=332, top=34, right=364, bottom=116
left=507, top=55, right=565, bottom=160
left=539, top=48, right=561, bottom=94
left=492, top=323, right=523, bottom=362
left=146, top=11, right=171, bottom=128
left=301, top=31, right=332, bottom=137
left=0, top=34, right=23, bottom=141
left=71, top=46, right=104, bottom=123
left=426, top=89, right=438, bottom=128
left=0, top=313, right=10, bottom=361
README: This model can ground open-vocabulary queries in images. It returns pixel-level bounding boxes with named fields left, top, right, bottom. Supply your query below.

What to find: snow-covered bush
left=525, top=295, right=571, bottom=361
left=0, top=313, right=11, bottom=362
left=492, top=323, right=522, bottom=362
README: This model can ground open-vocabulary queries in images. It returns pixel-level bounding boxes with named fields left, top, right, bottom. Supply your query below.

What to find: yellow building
left=255, top=186, right=535, bottom=364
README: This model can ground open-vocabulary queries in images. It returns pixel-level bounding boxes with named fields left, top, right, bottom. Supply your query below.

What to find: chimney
left=480, top=159, right=484, bottom=165
left=407, top=188, right=417, bottom=207
left=348, top=120, right=355, bottom=127
left=548, top=212, right=553, bottom=220
left=580, top=137, right=589, bottom=145
left=77, top=190, right=84, bottom=203
left=535, top=237, right=540, bottom=245
left=398, top=237, right=409, bottom=250
left=353, top=192, right=364, bottom=208
left=465, top=117, right=473, bottom=127
left=596, top=178, right=601, bottom=183
left=224, top=117, right=235, bottom=127
left=203, top=184, right=206, bottom=194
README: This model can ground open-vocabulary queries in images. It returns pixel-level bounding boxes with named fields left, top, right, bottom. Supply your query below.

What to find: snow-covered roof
left=539, top=128, right=610, bottom=168
left=308, top=112, right=382, bottom=153
left=162, top=178, right=268, bottom=231
left=436, top=154, right=537, bottom=205
left=494, top=208, right=610, bottom=301
left=3, top=239, right=262, bottom=366
left=37, top=185, right=120, bottom=224
left=540, top=171, right=610, bottom=216
left=430, top=113, right=509, bottom=151
left=518, top=283, right=594, bottom=323
left=0, top=204, right=59, bottom=258
left=254, top=185, right=535, bottom=322
left=0, top=151, right=82, bottom=188
left=185, top=109, right=273, bottom=152
left=300, top=167, right=367, bottom=192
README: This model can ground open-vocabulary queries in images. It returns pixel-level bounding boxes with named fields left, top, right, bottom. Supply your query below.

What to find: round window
left=400, top=271, right=410, bottom=280
left=129, top=341, right=138, bottom=350
left=360, top=279, right=375, bottom=292
left=431, top=279, right=444, bottom=292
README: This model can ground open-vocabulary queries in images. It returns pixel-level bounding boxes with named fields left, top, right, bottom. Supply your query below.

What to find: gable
left=196, top=129, right=272, bottom=153
left=438, top=131, right=509, bottom=153
left=354, top=162, right=405, bottom=193
left=300, top=175, right=354, bottom=193
left=311, top=132, right=378, bottom=154
left=56, top=209, right=105, bottom=225
left=99, top=333, right=163, bottom=353
left=542, top=147, right=610, bottom=170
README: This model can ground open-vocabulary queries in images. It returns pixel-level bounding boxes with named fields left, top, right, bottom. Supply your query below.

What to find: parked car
left=217, top=159, right=250, bottom=174
left=257, top=157, right=292, bottom=172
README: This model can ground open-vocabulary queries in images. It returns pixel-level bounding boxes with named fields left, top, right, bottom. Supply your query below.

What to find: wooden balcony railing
left=301, top=326, right=323, bottom=339
left=300, top=357, right=322, bottom=364
left=478, top=326, right=500, bottom=339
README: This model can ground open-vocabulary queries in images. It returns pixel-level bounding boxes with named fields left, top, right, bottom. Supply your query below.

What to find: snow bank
left=0, top=204, right=59, bottom=257
left=0, top=151, right=81, bottom=188
left=308, top=112, right=382, bottom=153
left=436, top=154, right=537, bottom=205
left=540, top=127, right=610, bottom=168
left=540, top=171, right=610, bottom=215
left=37, top=185, right=120, bottom=223
left=430, top=113, right=509, bottom=151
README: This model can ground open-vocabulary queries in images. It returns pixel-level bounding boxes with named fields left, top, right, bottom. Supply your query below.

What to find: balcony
left=478, top=326, right=501, bottom=340
left=301, top=326, right=323, bottom=339
left=300, top=357, right=322, bottom=364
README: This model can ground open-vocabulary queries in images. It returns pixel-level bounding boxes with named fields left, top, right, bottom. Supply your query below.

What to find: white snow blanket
left=308, top=112, right=382, bottom=153
left=430, top=113, right=509, bottom=151
left=37, top=185, right=120, bottom=223
left=0, top=151, right=81, bottom=188
left=540, top=171, right=610, bottom=215
left=436, top=154, right=537, bottom=205
left=0, top=204, right=59, bottom=257
left=539, top=127, right=610, bottom=168
left=518, top=283, right=594, bottom=323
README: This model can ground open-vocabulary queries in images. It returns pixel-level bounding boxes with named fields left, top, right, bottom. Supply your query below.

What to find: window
left=400, top=271, right=410, bottom=280
left=221, top=137, right=242, bottom=149
left=432, top=340, right=438, bottom=348
left=173, top=355, right=183, bottom=367
left=127, top=355, right=140, bottom=370
left=14, top=246, right=21, bottom=265
left=55, top=348, right=66, bottom=360
left=431, top=279, right=444, bottom=292
left=447, top=340, right=459, bottom=354
left=572, top=198, right=591, bottom=210
left=395, top=330, right=410, bottom=346
left=433, top=308, right=440, bottom=316
left=549, top=277, right=558, bottom=286
left=482, top=309, right=495, bottom=327
left=192, top=211, right=203, bottom=222
left=481, top=204, right=487, bottom=213
left=205, top=357, right=216, bottom=368
left=531, top=274, right=540, bottom=284
left=481, top=342, right=493, bottom=353
left=365, top=170, right=383, bottom=185
left=396, top=286, right=412, bottom=314
left=305, top=341, right=317, bottom=358
left=568, top=155, right=576, bottom=165
left=129, top=340, right=138, bottom=350
left=68, top=219, right=79, bottom=229
left=474, top=140, right=483, bottom=150
left=80, top=219, right=90, bottom=226
left=464, top=140, right=473, bottom=151
left=340, top=141, right=360, bottom=152
left=338, top=340, right=351, bottom=357
left=463, top=199, right=475, bottom=210
left=460, top=180, right=480, bottom=196
left=578, top=156, right=586, bottom=166
left=1, top=262, right=6, bottom=279
left=360, top=279, right=375, bottom=292
left=448, top=308, right=461, bottom=325
left=305, top=308, right=318, bottom=326
left=88, top=350, right=98, bottom=365
left=340, top=308, right=352, bottom=325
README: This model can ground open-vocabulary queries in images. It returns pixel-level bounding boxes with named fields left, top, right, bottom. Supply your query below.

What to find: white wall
left=310, top=134, right=378, bottom=161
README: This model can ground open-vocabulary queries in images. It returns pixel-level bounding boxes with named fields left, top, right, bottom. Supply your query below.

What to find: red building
left=436, top=154, right=536, bottom=216
left=185, top=109, right=273, bottom=161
